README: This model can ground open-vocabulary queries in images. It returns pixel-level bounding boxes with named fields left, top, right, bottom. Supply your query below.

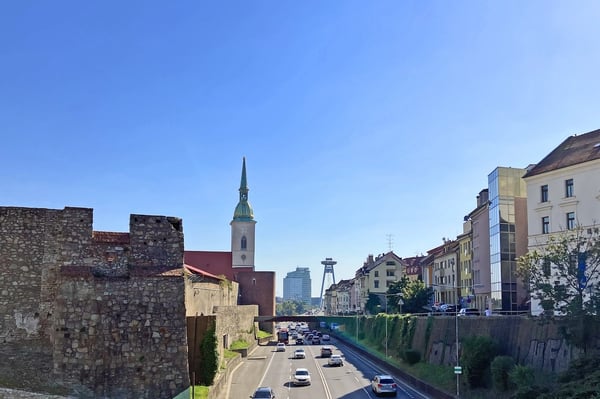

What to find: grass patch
left=256, top=330, right=271, bottom=339
left=230, top=339, right=249, bottom=350
left=223, top=349, right=239, bottom=360
left=190, top=385, right=209, bottom=399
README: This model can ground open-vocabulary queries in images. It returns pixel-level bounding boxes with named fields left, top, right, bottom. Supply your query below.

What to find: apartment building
left=523, top=129, right=600, bottom=315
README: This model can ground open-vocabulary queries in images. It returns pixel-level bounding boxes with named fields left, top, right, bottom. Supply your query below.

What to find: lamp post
left=380, top=292, right=403, bottom=358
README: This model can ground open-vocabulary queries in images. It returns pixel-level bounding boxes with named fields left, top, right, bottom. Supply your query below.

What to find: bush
left=509, top=365, right=535, bottom=388
left=491, top=355, right=515, bottom=391
left=461, top=335, right=497, bottom=388
left=403, top=349, right=421, bottom=365
left=198, top=328, right=218, bottom=385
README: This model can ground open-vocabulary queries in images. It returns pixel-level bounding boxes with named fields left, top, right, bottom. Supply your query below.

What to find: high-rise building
left=283, top=267, right=311, bottom=304
left=488, top=167, right=529, bottom=312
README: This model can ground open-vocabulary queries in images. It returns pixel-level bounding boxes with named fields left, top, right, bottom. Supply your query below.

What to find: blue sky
left=2, top=1, right=600, bottom=297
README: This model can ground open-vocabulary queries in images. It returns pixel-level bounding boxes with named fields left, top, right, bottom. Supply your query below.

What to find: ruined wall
left=0, top=206, right=94, bottom=342
left=53, top=275, right=188, bottom=399
left=184, top=277, right=239, bottom=317
left=0, top=206, right=190, bottom=398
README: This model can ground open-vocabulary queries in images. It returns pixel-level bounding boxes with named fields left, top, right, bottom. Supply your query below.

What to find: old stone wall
left=0, top=206, right=190, bottom=398
left=53, top=276, right=188, bottom=399
left=184, top=277, right=239, bottom=317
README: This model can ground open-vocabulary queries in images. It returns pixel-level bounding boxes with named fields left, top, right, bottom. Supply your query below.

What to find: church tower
left=231, top=157, right=256, bottom=269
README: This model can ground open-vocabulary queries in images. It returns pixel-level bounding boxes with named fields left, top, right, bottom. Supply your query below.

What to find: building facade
left=523, top=129, right=600, bottom=315
left=488, top=167, right=529, bottom=311
left=283, top=267, right=311, bottom=304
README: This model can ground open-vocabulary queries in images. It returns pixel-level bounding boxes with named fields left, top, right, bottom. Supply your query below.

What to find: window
left=241, top=236, right=247, bottom=250
left=541, top=185, right=548, bottom=202
left=565, top=179, right=574, bottom=198
left=386, top=270, right=394, bottom=277
left=542, top=216, right=550, bottom=234
left=567, top=212, right=576, bottom=230
left=374, top=280, right=379, bottom=289
left=374, top=271, right=379, bottom=277
left=386, top=261, right=395, bottom=266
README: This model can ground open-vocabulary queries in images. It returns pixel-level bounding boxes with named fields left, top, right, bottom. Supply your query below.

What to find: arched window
left=241, top=236, right=247, bottom=250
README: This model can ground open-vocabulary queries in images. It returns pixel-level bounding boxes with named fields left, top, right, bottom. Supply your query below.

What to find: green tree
left=276, top=299, right=307, bottom=316
left=386, top=277, right=433, bottom=314
left=461, top=335, right=497, bottom=388
left=365, top=292, right=382, bottom=315
left=517, top=225, right=600, bottom=352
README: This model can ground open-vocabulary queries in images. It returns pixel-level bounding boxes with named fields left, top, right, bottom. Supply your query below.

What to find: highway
left=227, top=333, right=431, bottom=399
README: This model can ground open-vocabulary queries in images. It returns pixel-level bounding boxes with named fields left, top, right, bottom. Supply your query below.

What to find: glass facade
left=488, top=167, right=527, bottom=311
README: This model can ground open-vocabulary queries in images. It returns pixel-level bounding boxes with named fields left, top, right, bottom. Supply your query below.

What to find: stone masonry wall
left=53, top=276, right=188, bottom=399
left=0, top=206, right=190, bottom=398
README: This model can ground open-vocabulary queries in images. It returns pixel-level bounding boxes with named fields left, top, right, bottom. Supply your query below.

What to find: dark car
left=250, top=386, right=275, bottom=398
left=296, top=337, right=304, bottom=345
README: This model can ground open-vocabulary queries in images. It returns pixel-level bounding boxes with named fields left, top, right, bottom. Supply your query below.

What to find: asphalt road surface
left=227, top=335, right=431, bottom=399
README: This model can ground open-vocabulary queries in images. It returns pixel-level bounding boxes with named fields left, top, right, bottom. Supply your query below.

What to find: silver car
left=371, top=375, right=397, bottom=396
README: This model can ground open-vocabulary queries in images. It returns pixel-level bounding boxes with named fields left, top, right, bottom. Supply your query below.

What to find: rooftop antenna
left=386, top=234, right=394, bottom=251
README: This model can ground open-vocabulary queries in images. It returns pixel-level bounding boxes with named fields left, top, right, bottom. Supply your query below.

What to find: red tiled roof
left=184, top=264, right=225, bottom=280
left=92, top=231, right=130, bottom=244
left=524, top=129, right=600, bottom=178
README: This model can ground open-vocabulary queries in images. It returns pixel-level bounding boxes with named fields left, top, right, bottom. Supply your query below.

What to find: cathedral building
left=184, top=158, right=276, bottom=320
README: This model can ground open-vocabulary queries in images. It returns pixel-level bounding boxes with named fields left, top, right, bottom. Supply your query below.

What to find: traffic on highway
left=228, top=322, right=430, bottom=399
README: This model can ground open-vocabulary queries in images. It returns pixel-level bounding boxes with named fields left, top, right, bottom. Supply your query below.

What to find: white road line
left=312, top=353, right=333, bottom=399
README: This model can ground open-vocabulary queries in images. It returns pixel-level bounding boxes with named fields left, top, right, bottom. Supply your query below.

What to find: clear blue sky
left=2, top=1, right=600, bottom=297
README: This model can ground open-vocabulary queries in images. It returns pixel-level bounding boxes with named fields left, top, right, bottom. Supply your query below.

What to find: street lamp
left=378, top=292, right=403, bottom=358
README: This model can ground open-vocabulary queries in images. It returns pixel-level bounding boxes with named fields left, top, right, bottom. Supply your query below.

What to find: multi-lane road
left=226, top=334, right=431, bottom=399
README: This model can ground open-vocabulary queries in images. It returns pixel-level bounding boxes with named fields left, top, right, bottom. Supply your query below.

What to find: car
left=312, top=336, right=321, bottom=345
left=322, top=334, right=330, bottom=341
left=328, top=354, right=343, bottom=366
left=276, top=343, right=286, bottom=352
left=320, top=346, right=332, bottom=357
left=296, top=337, right=304, bottom=345
left=440, top=304, right=458, bottom=313
left=371, top=375, right=397, bottom=396
left=458, top=308, right=481, bottom=316
left=250, top=386, right=275, bottom=398
left=294, top=348, right=306, bottom=359
left=306, top=334, right=314, bottom=341
left=292, top=367, right=311, bottom=386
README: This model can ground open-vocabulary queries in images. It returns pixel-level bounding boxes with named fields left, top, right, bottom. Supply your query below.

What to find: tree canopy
left=385, top=277, right=433, bottom=314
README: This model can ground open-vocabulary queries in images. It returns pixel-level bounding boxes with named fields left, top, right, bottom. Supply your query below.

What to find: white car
left=328, top=354, right=343, bottom=367
left=292, top=367, right=311, bottom=386
left=322, top=334, right=331, bottom=341
left=293, top=348, right=306, bottom=359
left=371, top=375, right=397, bottom=396
left=276, top=343, right=286, bottom=352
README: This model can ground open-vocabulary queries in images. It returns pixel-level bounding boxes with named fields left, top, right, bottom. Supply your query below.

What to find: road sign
left=454, top=366, right=462, bottom=374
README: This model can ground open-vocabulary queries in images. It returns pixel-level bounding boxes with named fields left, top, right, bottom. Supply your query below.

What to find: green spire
left=233, top=157, right=254, bottom=221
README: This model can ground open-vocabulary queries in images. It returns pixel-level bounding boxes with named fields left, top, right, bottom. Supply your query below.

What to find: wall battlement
left=0, top=206, right=189, bottom=398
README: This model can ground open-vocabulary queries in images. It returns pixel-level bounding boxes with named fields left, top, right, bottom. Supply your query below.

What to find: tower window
left=241, top=236, right=247, bottom=250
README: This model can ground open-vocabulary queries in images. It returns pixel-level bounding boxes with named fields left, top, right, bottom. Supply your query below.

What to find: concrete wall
left=408, top=316, right=596, bottom=373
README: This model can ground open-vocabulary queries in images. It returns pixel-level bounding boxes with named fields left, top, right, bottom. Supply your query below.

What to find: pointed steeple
left=233, top=157, right=254, bottom=221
